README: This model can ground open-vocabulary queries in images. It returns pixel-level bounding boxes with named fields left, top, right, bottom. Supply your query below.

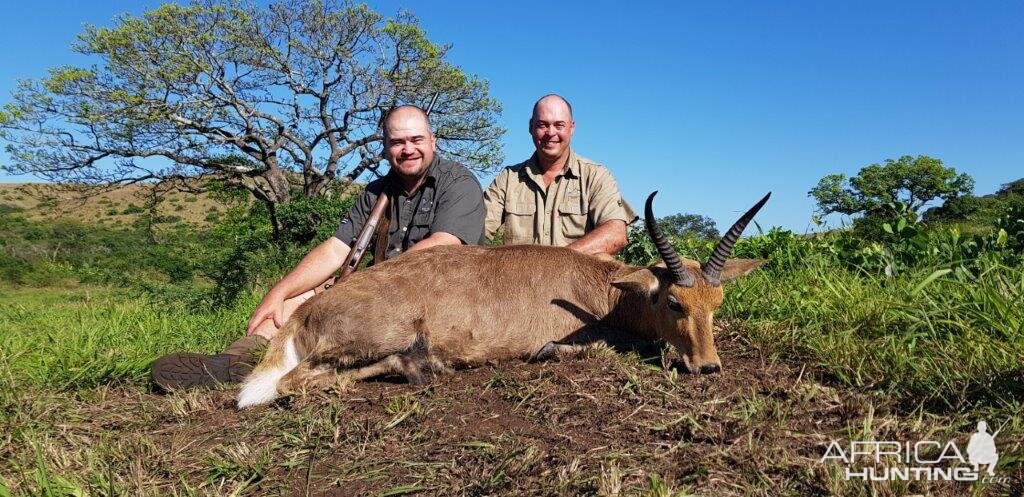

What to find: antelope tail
left=237, top=322, right=301, bottom=409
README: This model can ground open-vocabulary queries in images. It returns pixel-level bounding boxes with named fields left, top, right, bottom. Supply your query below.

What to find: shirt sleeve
left=430, top=170, right=486, bottom=245
left=483, top=169, right=509, bottom=240
left=332, top=182, right=380, bottom=246
left=588, top=165, right=638, bottom=226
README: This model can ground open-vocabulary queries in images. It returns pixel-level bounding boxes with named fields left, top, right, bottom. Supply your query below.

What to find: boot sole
left=151, top=353, right=255, bottom=391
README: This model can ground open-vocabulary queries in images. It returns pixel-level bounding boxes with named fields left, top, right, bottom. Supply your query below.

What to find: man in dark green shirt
left=152, top=105, right=485, bottom=390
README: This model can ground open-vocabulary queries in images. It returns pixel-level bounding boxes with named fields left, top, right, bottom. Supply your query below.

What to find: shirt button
left=402, top=227, right=407, bottom=232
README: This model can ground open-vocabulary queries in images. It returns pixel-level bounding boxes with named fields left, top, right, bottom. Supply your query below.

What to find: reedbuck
left=238, top=191, right=770, bottom=408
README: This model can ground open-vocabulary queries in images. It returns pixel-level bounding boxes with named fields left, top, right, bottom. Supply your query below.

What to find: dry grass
left=0, top=182, right=229, bottom=228
left=2, top=337, right=1019, bottom=496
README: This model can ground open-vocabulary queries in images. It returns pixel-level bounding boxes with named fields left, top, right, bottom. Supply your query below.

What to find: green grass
left=722, top=259, right=1024, bottom=411
left=0, top=279, right=1020, bottom=495
left=0, top=285, right=253, bottom=392
left=1, top=209, right=1022, bottom=494
left=0, top=284, right=259, bottom=494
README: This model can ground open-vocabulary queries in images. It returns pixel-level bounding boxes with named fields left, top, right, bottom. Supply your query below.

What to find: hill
left=0, top=182, right=231, bottom=228
left=923, top=177, right=1024, bottom=228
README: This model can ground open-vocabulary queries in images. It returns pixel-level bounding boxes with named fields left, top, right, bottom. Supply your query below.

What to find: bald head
left=531, top=94, right=573, bottom=121
left=384, top=105, right=432, bottom=141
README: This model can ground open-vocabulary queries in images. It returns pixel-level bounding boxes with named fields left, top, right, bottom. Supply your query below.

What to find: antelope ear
left=720, top=259, right=767, bottom=283
left=611, top=267, right=660, bottom=295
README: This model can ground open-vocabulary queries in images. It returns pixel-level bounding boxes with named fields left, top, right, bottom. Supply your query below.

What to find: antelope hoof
left=533, top=342, right=559, bottom=363
left=400, top=356, right=427, bottom=385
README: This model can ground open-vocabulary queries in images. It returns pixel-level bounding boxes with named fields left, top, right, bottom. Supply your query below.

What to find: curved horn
left=702, top=192, right=771, bottom=285
left=645, top=191, right=693, bottom=287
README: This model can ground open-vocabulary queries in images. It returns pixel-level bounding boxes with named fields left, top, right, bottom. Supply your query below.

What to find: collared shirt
left=333, top=156, right=485, bottom=260
left=483, top=150, right=638, bottom=246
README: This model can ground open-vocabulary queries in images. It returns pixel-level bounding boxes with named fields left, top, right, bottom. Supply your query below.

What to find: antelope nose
left=699, top=363, right=721, bottom=375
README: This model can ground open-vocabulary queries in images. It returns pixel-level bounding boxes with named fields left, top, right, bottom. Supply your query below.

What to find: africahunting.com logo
left=820, top=420, right=1012, bottom=483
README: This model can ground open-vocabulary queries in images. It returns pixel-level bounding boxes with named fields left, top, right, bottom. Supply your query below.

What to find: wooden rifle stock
left=338, top=192, right=389, bottom=280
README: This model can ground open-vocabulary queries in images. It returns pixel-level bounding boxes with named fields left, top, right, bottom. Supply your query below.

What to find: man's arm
left=246, top=237, right=351, bottom=334
left=567, top=219, right=627, bottom=256
left=571, top=164, right=636, bottom=256
left=265, top=237, right=351, bottom=301
left=407, top=231, right=462, bottom=252
left=246, top=180, right=380, bottom=335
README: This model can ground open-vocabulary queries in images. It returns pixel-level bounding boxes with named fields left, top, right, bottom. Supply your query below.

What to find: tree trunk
left=260, top=167, right=292, bottom=241
left=262, top=167, right=292, bottom=205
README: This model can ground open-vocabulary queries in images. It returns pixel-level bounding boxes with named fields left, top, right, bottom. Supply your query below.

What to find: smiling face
left=529, top=96, right=575, bottom=163
left=384, top=107, right=436, bottom=181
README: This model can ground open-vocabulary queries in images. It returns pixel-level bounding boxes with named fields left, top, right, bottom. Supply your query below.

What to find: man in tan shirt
left=484, top=94, right=637, bottom=254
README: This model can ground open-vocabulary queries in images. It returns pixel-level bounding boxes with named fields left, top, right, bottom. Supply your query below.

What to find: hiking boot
left=151, top=335, right=268, bottom=391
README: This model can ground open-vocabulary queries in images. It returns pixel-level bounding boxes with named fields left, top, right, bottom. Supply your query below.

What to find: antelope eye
left=666, top=296, right=685, bottom=314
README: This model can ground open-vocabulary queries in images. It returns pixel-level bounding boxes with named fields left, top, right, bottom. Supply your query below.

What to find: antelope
left=238, top=192, right=770, bottom=408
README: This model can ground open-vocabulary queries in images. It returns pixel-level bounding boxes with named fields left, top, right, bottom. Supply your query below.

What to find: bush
left=620, top=201, right=1024, bottom=279
left=275, top=193, right=357, bottom=246
left=198, top=190, right=357, bottom=307
left=619, top=227, right=714, bottom=267
left=0, top=203, right=24, bottom=215
left=0, top=185, right=359, bottom=310
left=0, top=209, right=202, bottom=292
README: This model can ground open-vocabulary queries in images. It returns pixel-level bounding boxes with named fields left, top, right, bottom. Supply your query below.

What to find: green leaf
left=911, top=268, right=952, bottom=296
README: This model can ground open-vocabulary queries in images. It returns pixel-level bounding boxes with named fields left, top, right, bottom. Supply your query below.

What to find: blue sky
left=1, top=1, right=1021, bottom=231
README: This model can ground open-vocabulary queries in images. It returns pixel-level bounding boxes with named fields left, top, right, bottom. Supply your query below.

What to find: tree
left=923, top=176, right=1024, bottom=226
left=996, top=177, right=1024, bottom=197
left=809, top=155, right=974, bottom=218
left=0, top=0, right=504, bottom=233
left=658, top=213, right=719, bottom=240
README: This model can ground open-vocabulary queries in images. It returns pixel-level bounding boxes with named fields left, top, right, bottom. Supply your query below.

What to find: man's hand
left=246, top=292, right=287, bottom=335
left=244, top=237, right=351, bottom=337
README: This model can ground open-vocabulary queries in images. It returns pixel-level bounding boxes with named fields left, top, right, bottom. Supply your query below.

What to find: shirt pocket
left=558, top=197, right=588, bottom=241
left=503, top=201, right=535, bottom=244
left=408, top=202, right=434, bottom=244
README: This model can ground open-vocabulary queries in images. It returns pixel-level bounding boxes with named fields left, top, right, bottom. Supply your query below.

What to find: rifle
left=331, top=93, right=440, bottom=285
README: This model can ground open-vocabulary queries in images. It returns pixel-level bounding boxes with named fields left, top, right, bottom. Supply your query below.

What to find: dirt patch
left=3, top=339, right=1020, bottom=496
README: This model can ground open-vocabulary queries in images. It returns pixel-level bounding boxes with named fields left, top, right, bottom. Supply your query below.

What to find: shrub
left=0, top=204, right=24, bottom=215
left=198, top=190, right=356, bottom=307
